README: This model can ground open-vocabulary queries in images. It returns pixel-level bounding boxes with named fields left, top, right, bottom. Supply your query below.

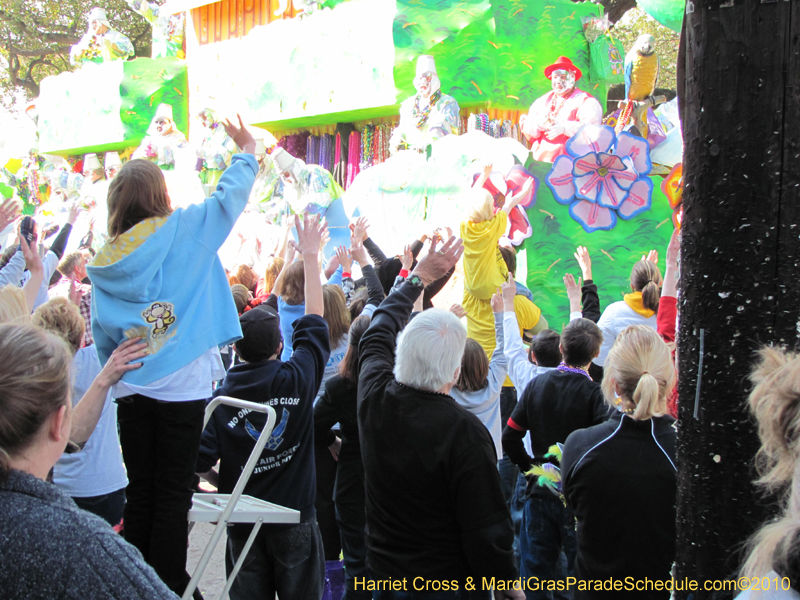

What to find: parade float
left=9, top=0, right=682, bottom=325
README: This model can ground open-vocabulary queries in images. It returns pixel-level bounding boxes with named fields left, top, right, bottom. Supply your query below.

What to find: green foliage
left=610, top=7, right=679, bottom=92
left=0, top=0, right=151, bottom=105
left=520, top=160, right=674, bottom=328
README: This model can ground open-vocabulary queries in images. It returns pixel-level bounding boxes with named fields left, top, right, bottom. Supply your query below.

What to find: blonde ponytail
left=632, top=372, right=662, bottom=420
left=601, top=325, right=675, bottom=419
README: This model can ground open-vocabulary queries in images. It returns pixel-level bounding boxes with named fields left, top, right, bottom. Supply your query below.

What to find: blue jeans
left=72, top=487, right=126, bottom=527
left=226, top=517, right=326, bottom=600
left=520, top=496, right=577, bottom=600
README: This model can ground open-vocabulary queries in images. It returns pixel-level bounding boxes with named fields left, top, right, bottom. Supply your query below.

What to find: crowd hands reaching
left=0, top=119, right=791, bottom=600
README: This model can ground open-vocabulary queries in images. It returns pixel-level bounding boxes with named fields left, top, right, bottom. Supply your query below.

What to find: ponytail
left=601, top=325, right=674, bottom=419
left=641, top=281, right=661, bottom=313
left=631, top=260, right=663, bottom=313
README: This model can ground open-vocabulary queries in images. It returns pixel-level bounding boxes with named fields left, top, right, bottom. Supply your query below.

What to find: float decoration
left=545, top=124, right=653, bottom=233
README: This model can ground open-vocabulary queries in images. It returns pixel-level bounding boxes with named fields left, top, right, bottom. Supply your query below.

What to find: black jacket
left=357, top=281, right=516, bottom=584
left=313, top=374, right=364, bottom=506
left=502, top=369, right=610, bottom=498
left=561, top=412, right=677, bottom=598
left=197, top=314, right=330, bottom=527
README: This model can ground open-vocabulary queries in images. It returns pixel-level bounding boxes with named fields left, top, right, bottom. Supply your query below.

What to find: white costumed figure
left=390, top=55, right=461, bottom=154
left=520, top=56, right=603, bottom=163
left=195, top=107, right=236, bottom=186
left=79, top=154, right=108, bottom=211
left=132, top=104, right=204, bottom=207
left=132, top=104, right=192, bottom=169
left=70, top=7, right=134, bottom=66
left=257, top=147, right=341, bottom=223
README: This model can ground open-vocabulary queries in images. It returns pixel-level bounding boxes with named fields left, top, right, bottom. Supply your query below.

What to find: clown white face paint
left=415, top=73, right=434, bottom=99
left=155, top=118, right=173, bottom=135
left=91, top=20, right=108, bottom=35
left=551, top=69, right=576, bottom=97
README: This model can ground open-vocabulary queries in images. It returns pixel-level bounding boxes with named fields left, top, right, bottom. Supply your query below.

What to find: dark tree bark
left=573, top=0, right=637, bottom=24
left=676, top=0, right=800, bottom=597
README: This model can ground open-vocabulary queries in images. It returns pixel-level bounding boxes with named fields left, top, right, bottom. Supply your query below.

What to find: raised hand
left=67, top=201, right=82, bottom=226
left=644, top=249, right=658, bottom=264
left=349, top=216, right=369, bottom=243
left=400, top=244, right=414, bottom=271
left=222, top=114, right=257, bottom=155
left=68, top=278, right=84, bottom=307
left=350, top=239, right=369, bottom=266
left=490, top=290, right=504, bottom=314
left=449, top=303, right=468, bottom=318
left=20, top=236, right=43, bottom=277
left=290, top=213, right=327, bottom=257
left=0, top=198, right=19, bottom=232
left=666, top=228, right=680, bottom=269
left=574, top=246, right=592, bottom=281
left=411, top=235, right=464, bottom=286
left=500, top=272, right=516, bottom=311
left=564, top=273, right=582, bottom=314
left=334, top=245, right=352, bottom=273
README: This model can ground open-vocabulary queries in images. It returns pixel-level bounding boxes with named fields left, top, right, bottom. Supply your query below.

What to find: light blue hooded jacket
left=87, top=154, right=258, bottom=386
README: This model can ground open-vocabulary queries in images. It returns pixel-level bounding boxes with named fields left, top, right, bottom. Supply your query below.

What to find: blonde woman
left=561, top=325, right=677, bottom=598
left=736, top=348, right=800, bottom=599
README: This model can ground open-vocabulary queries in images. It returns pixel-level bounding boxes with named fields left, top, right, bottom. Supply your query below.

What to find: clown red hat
left=544, top=56, right=582, bottom=81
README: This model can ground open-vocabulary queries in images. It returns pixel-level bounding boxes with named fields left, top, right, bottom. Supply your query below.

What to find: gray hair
left=394, top=308, right=466, bottom=393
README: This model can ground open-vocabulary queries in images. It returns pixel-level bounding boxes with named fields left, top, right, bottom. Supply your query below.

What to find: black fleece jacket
left=357, top=280, right=516, bottom=584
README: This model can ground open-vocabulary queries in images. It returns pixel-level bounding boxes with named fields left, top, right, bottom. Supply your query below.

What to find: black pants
left=72, top=487, right=126, bottom=527
left=117, top=395, right=205, bottom=595
left=314, top=442, right=341, bottom=560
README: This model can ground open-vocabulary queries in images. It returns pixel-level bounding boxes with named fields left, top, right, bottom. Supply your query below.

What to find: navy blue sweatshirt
left=196, top=314, right=330, bottom=528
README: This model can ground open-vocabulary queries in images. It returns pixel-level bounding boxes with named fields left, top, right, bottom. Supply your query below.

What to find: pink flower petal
left=615, top=131, right=652, bottom=176
left=573, top=153, right=601, bottom=177
left=599, top=153, right=626, bottom=172
left=545, top=155, right=577, bottom=205
left=569, top=199, right=617, bottom=232
left=566, top=125, right=616, bottom=157
left=617, top=178, right=654, bottom=219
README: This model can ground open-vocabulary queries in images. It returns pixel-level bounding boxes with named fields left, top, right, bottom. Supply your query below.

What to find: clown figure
left=70, top=7, right=134, bottom=66
left=520, top=56, right=603, bottom=163
left=132, top=104, right=192, bottom=170
left=127, top=0, right=186, bottom=59
left=264, top=147, right=341, bottom=222
left=390, top=55, right=460, bottom=154
left=195, top=107, right=236, bottom=186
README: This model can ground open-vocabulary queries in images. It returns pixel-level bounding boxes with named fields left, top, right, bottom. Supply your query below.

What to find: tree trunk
left=676, top=0, right=800, bottom=597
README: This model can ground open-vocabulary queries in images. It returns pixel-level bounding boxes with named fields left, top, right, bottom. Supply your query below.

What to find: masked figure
left=520, top=56, right=603, bottom=163
left=127, top=0, right=186, bottom=59
left=195, top=107, right=236, bottom=186
left=389, top=55, right=461, bottom=154
left=70, top=7, right=134, bottom=66
left=132, top=104, right=191, bottom=170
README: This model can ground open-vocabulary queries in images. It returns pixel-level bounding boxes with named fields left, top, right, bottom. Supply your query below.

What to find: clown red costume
left=520, top=56, right=603, bottom=163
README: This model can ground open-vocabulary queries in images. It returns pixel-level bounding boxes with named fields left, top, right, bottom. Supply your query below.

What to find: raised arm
left=180, top=115, right=257, bottom=252
left=498, top=275, right=536, bottom=391
left=289, top=213, right=326, bottom=317
left=350, top=239, right=385, bottom=309
left=358, top=236, right=463, bottom=408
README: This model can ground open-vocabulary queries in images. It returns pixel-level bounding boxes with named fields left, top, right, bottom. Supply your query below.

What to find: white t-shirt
left=113, top=346, right=224, bottom=401
left=53, top=345, right=128, bottom=497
